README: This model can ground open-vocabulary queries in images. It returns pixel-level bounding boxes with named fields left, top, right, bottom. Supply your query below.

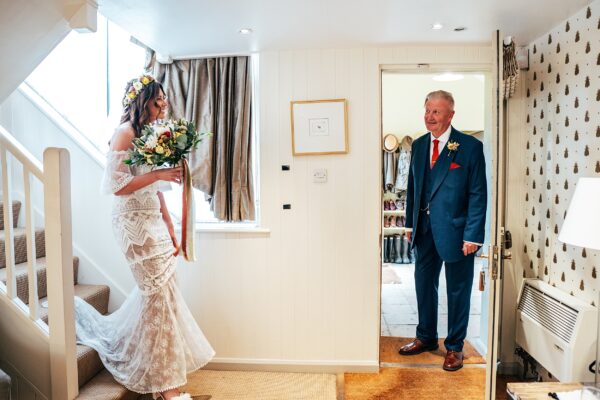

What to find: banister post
left=44, top=148, right=78, bottom=400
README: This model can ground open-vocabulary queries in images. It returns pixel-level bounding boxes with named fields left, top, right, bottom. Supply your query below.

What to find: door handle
left=503, top=250, right=512, bottom=260
left=477, top=253, right=489, bottom=259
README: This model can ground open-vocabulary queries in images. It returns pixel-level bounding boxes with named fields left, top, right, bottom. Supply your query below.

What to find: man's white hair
left=425, top=90, right=455, bottom=110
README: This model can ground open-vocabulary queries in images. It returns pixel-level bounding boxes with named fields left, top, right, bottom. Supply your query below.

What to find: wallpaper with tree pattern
left=523, top=1, right=599, bottom=306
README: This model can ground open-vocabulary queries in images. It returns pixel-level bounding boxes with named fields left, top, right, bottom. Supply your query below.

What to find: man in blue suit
left=399, top=90, right=487, bottom=371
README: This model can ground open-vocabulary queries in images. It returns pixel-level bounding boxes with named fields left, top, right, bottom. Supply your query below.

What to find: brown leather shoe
left=398, top=338, right=439, bottom=355
left=443, top=350, right=464, bottom=371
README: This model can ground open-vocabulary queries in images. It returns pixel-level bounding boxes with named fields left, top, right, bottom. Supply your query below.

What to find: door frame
left=484, top=29, right=507, bottom=400
left=378, top=56, right=505, bottom=400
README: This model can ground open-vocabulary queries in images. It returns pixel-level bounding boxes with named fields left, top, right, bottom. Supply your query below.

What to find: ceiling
left=98, top=0, right=591, bottom=59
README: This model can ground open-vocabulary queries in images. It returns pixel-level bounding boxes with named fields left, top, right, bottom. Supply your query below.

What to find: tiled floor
left=381, top=262, right=483, bottom=340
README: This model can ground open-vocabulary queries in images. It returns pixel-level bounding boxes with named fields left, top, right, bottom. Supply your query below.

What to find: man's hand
left=462, top=241, right=479, bottom=256
left=406, top=231, right=412, bottom=242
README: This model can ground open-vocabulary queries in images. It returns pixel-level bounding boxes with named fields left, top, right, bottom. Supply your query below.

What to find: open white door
left=485, top=29, right=508, bottom=399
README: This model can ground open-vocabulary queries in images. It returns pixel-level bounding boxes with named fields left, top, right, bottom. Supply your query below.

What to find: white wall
left=382, top=72, right=486, bottom=137
left=0, top=43, right=492, bottom=371
left=193, top=45, right=493, bottom=369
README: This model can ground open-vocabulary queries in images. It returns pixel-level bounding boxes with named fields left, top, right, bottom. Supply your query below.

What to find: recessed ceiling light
left=454, top=27, right=467, bottom=32
left=239, top=28, right=253, bottom=35
left=432, top=72, right=464, bottom=82
left=431, top=23, right=443, bottom=30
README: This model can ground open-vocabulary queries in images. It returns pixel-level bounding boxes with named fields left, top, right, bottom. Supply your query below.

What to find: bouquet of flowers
left=124, top=118, right=207, bottom=167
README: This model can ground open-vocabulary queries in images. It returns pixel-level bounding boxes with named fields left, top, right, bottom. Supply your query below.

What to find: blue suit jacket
left=405, top=127, right=487, bottom=263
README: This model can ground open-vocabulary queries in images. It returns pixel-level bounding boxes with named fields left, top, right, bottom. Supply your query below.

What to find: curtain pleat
left=150, top=55, right=255, bottom=222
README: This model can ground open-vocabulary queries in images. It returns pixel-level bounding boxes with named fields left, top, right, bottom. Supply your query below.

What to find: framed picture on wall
left=290, top=99, right=348, bottom=156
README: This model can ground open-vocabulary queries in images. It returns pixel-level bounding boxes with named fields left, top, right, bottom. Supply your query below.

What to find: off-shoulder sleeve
left=101, top=151, right=134, bottom=194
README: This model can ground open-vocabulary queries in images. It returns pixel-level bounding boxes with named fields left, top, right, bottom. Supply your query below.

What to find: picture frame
left=290, top=99, right=348, bottom=156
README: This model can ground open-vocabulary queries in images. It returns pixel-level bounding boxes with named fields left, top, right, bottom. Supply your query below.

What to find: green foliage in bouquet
left=124, top=118, right=210, bottom=166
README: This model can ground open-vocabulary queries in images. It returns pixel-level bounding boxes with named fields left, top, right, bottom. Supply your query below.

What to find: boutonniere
left=447, top=141, right=460, bottom=155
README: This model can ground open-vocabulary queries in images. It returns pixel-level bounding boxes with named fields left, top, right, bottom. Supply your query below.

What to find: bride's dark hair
left=119, top=78, right=165, bottom=138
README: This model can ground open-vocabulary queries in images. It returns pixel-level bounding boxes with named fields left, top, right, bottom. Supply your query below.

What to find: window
left=25, top=16, right=258, bottom=226
left=26, top=14, right=146, bottom=152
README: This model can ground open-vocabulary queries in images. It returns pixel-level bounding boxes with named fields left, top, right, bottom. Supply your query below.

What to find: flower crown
left=122, top=75, right=155, bottom=107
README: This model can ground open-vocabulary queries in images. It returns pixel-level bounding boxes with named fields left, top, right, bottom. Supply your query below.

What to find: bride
left=74, top=74, right=215, bottom=400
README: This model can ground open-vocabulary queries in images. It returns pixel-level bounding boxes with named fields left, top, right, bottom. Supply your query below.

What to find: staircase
left=0, top=200, right=138, bottom=399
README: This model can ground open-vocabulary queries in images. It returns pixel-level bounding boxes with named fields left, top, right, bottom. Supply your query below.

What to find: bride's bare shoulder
left=110, top=123, right=136, bottom=151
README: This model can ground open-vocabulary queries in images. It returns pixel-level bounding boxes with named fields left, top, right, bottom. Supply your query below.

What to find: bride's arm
left=158, top=192, right=178, bottom=250
left=114, top=169, right=181, bottom=195
left=109, top=126, right=181, bottom=196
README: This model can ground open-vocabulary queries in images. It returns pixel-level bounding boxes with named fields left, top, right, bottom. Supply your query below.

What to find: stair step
left=0, top=227, right=45, bottom=269
left=39, top=284, right=110, bottom=324
left=77, top=344, right=104, bottom=389
left=75, top=369, right=138, bottom=400
left=0, top=256, right=79, bottom=303
left=0, top=201, right=21, bottom=231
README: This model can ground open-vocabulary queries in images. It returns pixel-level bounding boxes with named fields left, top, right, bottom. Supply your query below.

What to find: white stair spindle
left=23, top=166, right=39, bottom=320
left=1, top=145, right=17, bottom=299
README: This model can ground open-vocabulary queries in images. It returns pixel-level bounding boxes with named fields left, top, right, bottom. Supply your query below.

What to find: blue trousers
left=413, top=218, right=475, bottom=352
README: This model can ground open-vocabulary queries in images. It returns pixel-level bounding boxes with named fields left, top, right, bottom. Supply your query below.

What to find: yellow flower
left=127, top=91, right=136, bottom=99
left=165, top=149, right=171, bottom=157
left=141, top=76, right=151, bottom=85
left=155, top=145, right=164, bottom=154
left=174, top=131, right=182, bottom=138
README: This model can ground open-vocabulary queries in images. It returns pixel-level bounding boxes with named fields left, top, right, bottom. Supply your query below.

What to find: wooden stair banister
left=44, top=148, right=78, bottom=400
left=0, top=126, right=78, bottom=399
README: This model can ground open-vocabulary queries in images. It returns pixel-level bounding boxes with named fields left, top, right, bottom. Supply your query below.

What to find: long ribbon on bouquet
left=179, top=159, right=196, bottom=261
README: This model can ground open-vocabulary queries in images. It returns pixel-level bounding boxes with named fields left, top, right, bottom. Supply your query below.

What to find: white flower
left=154, top=125, right=171, bottom=135
left=133, top=81, right=143, bottom=91
left=145, top=134, right=158, bottom=150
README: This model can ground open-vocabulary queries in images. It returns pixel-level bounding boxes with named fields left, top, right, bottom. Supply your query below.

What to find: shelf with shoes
left=382, top=213, right=406, bottom=233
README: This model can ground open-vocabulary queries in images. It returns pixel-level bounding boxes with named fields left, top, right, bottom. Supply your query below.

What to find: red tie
left=431, top=139, right=440, bottom=168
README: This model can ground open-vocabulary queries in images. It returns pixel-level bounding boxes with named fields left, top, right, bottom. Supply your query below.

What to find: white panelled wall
left=188, top=45, right=493, bottom=370
left=0, top=44, right=492, bottom=371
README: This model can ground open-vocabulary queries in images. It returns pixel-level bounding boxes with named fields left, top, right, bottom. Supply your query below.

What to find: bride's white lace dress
left=74, top=150, right=215, bottom=394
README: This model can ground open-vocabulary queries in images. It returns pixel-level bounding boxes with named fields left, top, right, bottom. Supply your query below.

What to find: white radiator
left=516, top=278, right=597, bottom=382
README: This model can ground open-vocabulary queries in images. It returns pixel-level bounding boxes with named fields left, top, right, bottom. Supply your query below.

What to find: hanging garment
left=503, top=40, right=520, bottom=99
left=383, top=150, right=398, bottom=189
left=395, top=146, right=411, bottom=192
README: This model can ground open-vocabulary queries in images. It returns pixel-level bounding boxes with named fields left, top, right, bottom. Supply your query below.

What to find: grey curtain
left=149, top=54, right=255, bottom=222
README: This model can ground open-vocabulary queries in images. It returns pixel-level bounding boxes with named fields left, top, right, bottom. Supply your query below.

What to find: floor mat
left=181, top=369, right=337, bottom=400
left=345, top=367, right=485, bottom=400
left=380, top=336, right=485, bottom=364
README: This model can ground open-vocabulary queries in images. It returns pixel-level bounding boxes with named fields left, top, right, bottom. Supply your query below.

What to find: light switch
left=313, top=168, right=327, bottom=183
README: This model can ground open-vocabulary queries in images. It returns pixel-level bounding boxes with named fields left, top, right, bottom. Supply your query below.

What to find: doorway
left=379, top=69, right=493, bottom=390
